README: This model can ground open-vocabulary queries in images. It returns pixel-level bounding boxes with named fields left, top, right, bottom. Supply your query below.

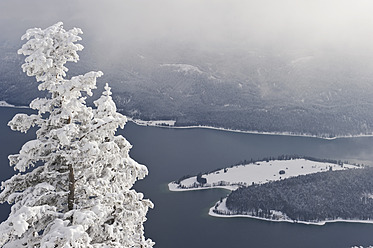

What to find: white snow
left=130, top=118, right=176, bottom=127
left=169, top=159, right=357, bottom=192
left=12, top=213, right=29, bottom=237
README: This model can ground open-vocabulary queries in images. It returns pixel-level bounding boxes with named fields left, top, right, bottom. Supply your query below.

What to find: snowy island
left=168, top=157, right=373, bottom=225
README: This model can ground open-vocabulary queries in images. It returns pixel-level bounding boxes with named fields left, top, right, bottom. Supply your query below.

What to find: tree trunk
left=68, top=164, right=75, bottom=211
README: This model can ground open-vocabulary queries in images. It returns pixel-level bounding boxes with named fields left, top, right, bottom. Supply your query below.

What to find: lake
left=1, top=107, right=373, bottom=247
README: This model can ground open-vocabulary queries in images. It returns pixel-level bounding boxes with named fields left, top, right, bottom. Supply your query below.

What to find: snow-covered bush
left=0, top=22, right=154, bottom=247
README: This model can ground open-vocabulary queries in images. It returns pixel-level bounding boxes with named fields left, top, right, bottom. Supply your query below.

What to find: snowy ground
left=168, top=159, right=357, bottom=192
left=129, top=118, right=176, bottom=127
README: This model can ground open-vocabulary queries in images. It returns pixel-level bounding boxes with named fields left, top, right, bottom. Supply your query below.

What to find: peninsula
left=168, top=156, right=373, bottom=225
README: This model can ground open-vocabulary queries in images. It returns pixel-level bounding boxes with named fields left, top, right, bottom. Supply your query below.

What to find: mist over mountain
left=2, top=0, right=373, bottom=136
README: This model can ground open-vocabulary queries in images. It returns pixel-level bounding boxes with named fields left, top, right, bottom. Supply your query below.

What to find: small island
left=168, top=156, right=373, bottom=225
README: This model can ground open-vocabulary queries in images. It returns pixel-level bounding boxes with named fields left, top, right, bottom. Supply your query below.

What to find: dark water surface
left=1, top=107, right=373, bottom=247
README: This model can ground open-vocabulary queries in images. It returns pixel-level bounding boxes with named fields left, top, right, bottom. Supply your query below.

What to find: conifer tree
left=0, top=22, right=154, bottom=247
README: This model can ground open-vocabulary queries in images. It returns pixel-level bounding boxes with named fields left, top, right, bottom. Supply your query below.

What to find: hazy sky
left=1, top=0, right=373, bottom=55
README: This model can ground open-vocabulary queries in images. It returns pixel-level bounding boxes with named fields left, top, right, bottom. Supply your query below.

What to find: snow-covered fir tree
left=0, top=22, right=154, bottom=247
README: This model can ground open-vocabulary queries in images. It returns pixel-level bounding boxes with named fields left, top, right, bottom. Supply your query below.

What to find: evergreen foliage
left=226, top=166, right=373, bottom=222
left=0, top=22, right=154, bottom=247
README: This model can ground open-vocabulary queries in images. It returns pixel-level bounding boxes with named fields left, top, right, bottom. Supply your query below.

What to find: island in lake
left=169, top=156, right=373, bottom=225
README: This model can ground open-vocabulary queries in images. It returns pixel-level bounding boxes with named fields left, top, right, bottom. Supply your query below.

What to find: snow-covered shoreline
left=209, top=198, right=373, bottom=226
left=0, top=101, right=28, bottom=108
left=3, top=106, right=373, bottom=140
left=129, top=118, right=373, bottom=140
left=129, top=118, right=176, bottom=127
left=168, top=183, right=237, bottom=192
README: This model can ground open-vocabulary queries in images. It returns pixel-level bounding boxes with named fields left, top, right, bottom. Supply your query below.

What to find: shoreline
left=209, top=198, right=373, bottom=226
left=169, top=159, right=369, bottom=226
left=129, top=118, right=373, bottom=141
left=2, top=103, right=373, bottom=140
left=168, top=182, right=238, bottom=192
left=0, top=101, right=28, bottom=109
left=208, top=207, right=373, bottom=226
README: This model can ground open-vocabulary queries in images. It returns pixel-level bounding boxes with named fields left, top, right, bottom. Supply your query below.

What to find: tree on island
left=196, top=173, right=207, bottom=185
left=0, top=22, right=154, bottom=247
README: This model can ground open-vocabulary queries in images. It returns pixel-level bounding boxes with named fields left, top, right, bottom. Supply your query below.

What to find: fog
left=2, top=0, right=373, bottom=55
left=2, top=0, right=373, bottom=135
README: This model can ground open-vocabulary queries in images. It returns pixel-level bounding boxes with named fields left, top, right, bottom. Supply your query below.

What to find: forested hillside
left=225, top=166, right=373, bottom=222
left=2, top=41, right=373, bottom=137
